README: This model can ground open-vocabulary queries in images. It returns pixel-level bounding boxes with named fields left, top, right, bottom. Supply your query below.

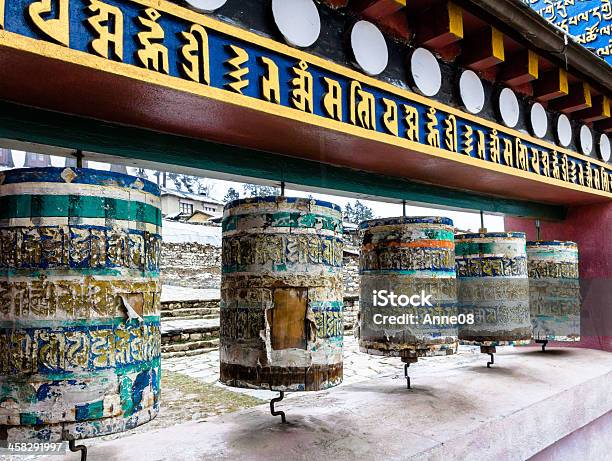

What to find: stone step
left=161, top=307, right=220, bottom=318
left=161, top=338, right=220, bottom=354
left=161, top=314, right=220, bottom=321
left=162, top=346, right=219, bottom=359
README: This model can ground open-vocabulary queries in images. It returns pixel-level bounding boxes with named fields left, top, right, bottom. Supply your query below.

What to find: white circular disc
left=556, top=114, right=573, bottom=147
left=579, top=125, right=594, bottom=155
left=498, top=88, right=520, bottom=128
left=272, top=0, right=320, bottom=48
left=185, top=0, right=227, bottom=12
left=529, top=102, right=548, bottom=138
left=459, top=70, right=485, bottom=114
left=350, top=21, right=388, bottom=76
left=410, top=48, right=442, bottom=97
left=599, top=134, right=611, bottom=162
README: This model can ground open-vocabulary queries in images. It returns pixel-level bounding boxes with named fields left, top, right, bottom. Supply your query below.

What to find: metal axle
left=270, top=391, right=286, bottom=423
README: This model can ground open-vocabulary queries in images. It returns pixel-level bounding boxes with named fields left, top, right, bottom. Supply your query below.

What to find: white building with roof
left=160, top=187, right=224, bottom=219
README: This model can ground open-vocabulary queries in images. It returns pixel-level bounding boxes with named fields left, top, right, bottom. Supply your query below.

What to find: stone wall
left=343, top=251, right=360, bottom=296
left=161, top=242, right=221, bottom=289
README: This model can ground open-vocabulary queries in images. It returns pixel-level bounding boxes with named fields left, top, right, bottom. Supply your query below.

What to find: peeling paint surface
left=527, top=241, right=580, bottom=342
left=455, top=232, right=532, bottom=346
left=358, top=217, right=458, bottom=358
left=220, top=197, right=343, bottom=391
left=0, top=168, right=162, bottom=442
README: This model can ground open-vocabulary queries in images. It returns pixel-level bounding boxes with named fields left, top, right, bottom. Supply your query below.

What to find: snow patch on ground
left=162, top=220, right=222, bottom=245
left=161, top=286, right=221, bottom=302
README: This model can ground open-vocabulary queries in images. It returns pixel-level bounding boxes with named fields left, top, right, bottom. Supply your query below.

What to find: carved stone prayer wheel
left=527, top=241, right=580, bottom=342
left=358, top=217, right=458, bottom=361
left=220, top=197, right=344, bottom=391
left=455, top=232, right=531, bottom=346
left=0, top=167, right=162, bottom=442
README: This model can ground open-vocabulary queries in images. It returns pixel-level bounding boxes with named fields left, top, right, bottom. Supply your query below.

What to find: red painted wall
left=505, top=202, right=612, bottom=351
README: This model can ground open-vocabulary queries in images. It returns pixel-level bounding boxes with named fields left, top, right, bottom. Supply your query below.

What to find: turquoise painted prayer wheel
left=527, top=241, right=580, bottom=342
left=0, top=167, right=162, bottom=442
left=455, top=232, right=531, bottom=346
left=220, top=197, right=344, bottom=391
left=358, top=217, right=458, bottom=360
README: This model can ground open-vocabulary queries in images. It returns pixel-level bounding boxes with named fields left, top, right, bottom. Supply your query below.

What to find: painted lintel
left=0, top=101, right=566, bottom=220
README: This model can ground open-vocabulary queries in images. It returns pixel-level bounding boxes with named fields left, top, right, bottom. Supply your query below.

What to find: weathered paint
left=455, top=232, right=531, bottom=346
left=357, top=217, right=458, bottom=359
left=220, top=197, right=343, bottom=391
left=0, top=167, right=162, bottom=442
left=505, top=202, right=612, bottom=352
left=527, top=241, right=580, bottom=342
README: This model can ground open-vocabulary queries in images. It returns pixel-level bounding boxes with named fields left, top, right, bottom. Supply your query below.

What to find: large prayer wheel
left=220, top=197, right=344, bottom=391
left=527, top=241, right=580, bottom=342
left=0, top=167, right=162, bottom=442
left=455, top=232, right=531, bottom=346
left=358, top=217, right=458, bottom=361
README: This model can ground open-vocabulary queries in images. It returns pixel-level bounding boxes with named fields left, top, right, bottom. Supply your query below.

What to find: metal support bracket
left=536, top=339, right=548, bottom=352
left=404, top=362, right=411, bottom=389
left=480, top=345, right=496, bottom=368
left=63, top=431, right=87, bottom=461
left=270, top=391, right=286, bottom=423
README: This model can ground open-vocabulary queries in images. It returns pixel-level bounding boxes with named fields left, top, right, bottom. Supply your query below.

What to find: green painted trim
left=0, top=316, right=160, bottom=329
left=0, top=102, right=566, bottom=220
left=0, top=268, right=160, bottom=278
left=0, top=194, right=162, bottom=225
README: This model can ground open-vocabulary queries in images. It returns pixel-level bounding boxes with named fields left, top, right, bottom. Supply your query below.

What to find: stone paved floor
left=163, top=335, right=483, bottom=400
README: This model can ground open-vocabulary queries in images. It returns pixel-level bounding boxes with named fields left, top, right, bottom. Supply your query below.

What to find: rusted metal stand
left=270, top=391, right=286, bottom=423
left=401, top=355, right=418, bottom=389
left=536, top=339, right=548, bottom=352
left=481, top=345, right=496, bottom=368
left=404, top=362, right=411, bottom=389
left=63, top=431, right=87, bottom=461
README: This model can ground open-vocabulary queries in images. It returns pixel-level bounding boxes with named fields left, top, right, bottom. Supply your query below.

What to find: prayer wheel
left=220, top=197, right=344, bottom=391
left=455, top=232, right=531, bottom=347
left=527, top=241, right=580, bottom=342
left=0, top=167, right=162, bottom=442
left=358, top=217, right=458, bottom=362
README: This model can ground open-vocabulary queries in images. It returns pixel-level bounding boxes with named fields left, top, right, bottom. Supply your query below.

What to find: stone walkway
left=163, top=335, right=482, bottom=400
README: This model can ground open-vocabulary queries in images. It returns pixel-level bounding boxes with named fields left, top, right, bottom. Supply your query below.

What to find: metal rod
left=63, top=431, right=87, bottom=461
left=270, top=391, right=286, bottom=423
left=536, top=339, right=548, bottom=352
left=480, top=210, right=485, bottom=232
left=404, top=362, right=411, bottom=389
left=280, top=181, right=285, bottom=196
left=535, top=219, right=541, bottom=241
left=75, top=150, right=83, bottom=169
left=402, top=200, right=406, bottom=217
left=487, top=353, right=495, bottom=368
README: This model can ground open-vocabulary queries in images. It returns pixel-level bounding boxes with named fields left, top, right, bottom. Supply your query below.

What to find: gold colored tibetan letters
left=180, top=24, right=210, bottom=85
left=290, top=61, right=314, bottom=113
left=29, top=0, right=70, bottom=46
left=225, top=45, right=249, bottom=94
left=136, top=8, right=169, bottom=74
left=86, top=0, right=123, bottom=61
